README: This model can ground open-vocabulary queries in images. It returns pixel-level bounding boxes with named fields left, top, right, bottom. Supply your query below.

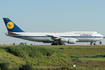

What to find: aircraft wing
left=46, top=34, right=60, bottom=40
left=46, top=34, right=78, bottom=44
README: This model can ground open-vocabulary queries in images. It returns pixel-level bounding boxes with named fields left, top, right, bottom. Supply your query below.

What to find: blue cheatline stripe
left=62, top=36, right=103, bottom=38
left=12, top=36, right=103, bottom=38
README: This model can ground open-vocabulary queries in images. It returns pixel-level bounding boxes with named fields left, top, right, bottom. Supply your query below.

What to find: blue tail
left=3, top=18, right=24, bottom=32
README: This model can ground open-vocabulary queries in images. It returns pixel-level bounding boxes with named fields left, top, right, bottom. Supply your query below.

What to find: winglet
left=3, top=18, right=24, bottom=32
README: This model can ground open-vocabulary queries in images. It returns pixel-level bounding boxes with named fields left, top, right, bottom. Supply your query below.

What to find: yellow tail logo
left=7, top=22, right=14, bottom=29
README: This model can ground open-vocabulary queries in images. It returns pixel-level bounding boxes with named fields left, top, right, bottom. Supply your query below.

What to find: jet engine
left=59, top=38, right=77, bottom=44
left=68, top=38, right=77, bottom=44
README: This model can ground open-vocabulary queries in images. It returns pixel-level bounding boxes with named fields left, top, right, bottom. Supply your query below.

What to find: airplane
left=3, top=18, right=104, bottom=45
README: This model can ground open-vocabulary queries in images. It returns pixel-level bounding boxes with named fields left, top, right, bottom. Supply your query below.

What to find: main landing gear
left=51, top=42, right=65, bottom=45
left=51, top=43, right=58, bottom=45
left=90, top=41, right=102, bottom=45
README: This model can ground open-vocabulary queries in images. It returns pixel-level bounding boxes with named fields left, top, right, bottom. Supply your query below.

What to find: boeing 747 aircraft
left=3, top=18, right=104, bottom=45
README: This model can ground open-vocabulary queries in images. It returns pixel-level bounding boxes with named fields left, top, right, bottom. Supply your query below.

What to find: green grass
left=0, top=45, right=105, bottom=70
left=8, top=45, right=59, bottom=58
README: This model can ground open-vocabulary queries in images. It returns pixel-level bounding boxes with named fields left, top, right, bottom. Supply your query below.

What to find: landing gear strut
left=90, top=41, right=102, bottom=45
left=90, top=42, right=93, bottom=45
left=90, top=42, right=96, bottom=45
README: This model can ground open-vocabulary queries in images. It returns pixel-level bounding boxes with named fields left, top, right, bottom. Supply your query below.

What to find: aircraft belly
left=25, top=37, right=53, bottom=42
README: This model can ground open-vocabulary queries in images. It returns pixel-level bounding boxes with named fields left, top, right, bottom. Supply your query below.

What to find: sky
left=0, top=0, right=105, bottom=45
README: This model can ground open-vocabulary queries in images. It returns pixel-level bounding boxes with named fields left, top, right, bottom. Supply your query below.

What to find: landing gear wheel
left=58, top=43, right=63, bottom=45
left=99, top=41, right=102, bottom=45
left=51, top=43, right=58, bottom=45
left=93, top=42, right=96, bottom=45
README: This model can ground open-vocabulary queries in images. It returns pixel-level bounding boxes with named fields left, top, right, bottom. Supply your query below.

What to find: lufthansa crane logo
left=7, top=22, right=14, bottom=29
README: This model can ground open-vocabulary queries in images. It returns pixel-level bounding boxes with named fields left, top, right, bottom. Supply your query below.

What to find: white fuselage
left=3, top=18, right=104, bottom=45
left=7, top=31, right=104, bottom=44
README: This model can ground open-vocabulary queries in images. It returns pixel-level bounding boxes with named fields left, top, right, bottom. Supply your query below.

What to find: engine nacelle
left=68, top=38, right=77, bottom=44
left=59, top=38, right=77, bottom=44
left=59, top=38, right=68, bottom=42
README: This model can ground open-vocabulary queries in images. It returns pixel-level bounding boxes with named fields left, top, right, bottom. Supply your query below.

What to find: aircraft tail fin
left=3, top=18, right=24, bottom=32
